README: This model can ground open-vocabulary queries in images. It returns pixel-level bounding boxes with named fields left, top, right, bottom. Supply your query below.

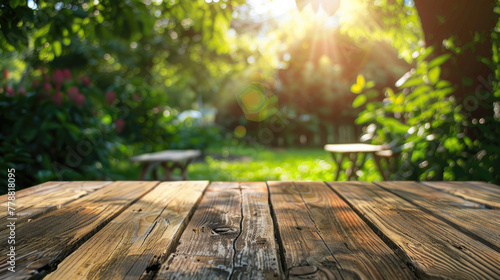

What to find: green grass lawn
left=189, top=145, right=384, bottom=181
left=189, top=147, right=335, bottom=181
left=112, top=144, right=385, bottom=182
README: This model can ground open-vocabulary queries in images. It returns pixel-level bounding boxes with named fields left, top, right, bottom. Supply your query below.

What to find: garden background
left=1, top=0, right=499, bottom=191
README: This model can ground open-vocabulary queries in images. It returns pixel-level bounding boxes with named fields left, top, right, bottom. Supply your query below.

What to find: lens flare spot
left=234, top=125, right=247, bottom=138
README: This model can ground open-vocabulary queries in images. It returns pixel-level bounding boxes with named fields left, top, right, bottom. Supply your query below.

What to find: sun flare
left=246, top=0, right=366, bottom=26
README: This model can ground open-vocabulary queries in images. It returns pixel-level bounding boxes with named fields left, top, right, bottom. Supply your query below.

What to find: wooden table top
left=130, top=149, right=201, bottom=163
left=2, top=181, right=500, bottom=279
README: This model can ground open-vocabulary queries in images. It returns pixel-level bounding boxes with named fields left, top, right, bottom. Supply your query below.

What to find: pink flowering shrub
left=0, top=68, right=125, bottom=186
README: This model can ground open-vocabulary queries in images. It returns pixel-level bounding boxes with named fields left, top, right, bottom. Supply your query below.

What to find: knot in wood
left=256, top=237, right=267, bottom=245
left=211, top=227, right=238, bottom=235
left=289, top=265, right=318, bottom=276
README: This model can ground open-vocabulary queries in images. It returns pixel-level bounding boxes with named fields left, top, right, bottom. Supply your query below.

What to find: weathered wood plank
left=269, top=181, right=412, bottom=280
left=268, top=181, right=343, bottom=279
left=44, top=181, right=208, bottom=280
left=468, top=181, right=500, bottom=190
left=231, top=182, right=282, bottom=279
left=376, top=181, right=500, bottom=249
left=0, top=181, right=159, bottom=280
left=156, top=182, right=282, bottom=280
left=0, top=181, right=111, bottom=227
left=327, top=181, right=500, bottom=279
left=0, top=181, right=69, bottom=203
left=422, top=181, right=500, bottom=209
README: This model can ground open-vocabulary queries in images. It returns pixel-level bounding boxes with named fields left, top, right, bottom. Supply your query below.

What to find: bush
left=353, top=46, right=499, bottom=183
left=0, top=68, right=116, bottom=188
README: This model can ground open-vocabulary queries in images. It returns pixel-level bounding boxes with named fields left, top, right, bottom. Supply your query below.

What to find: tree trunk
left=414, top=0, right=496, bottom=118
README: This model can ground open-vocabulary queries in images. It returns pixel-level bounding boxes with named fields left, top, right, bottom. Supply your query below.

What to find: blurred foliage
left=274, top=22, right=406, bottom=145
left=348, top=0, right=499, bottom=183
left=339, top=0, right=423, bottom=63
left=1, top=0, right=499, bottom=186
left=0, top=0, right=248, bottom=187
left=353, top=51, right=468, bottom=180
left=0, top=68, right=114, bottom=187
left=0, top=0, right=248, bottom=107
left=354, top=44, right=499, bottom=183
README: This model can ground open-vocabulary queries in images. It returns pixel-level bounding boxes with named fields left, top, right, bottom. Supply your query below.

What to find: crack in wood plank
left=156, top=182, right=281, bottom=279
left=422, top=181, right=500, bottom=209
left=374, top=181, right=500, bottom=252
left=327, top=181, right=500, bottom=279
left=43, top=181, right=207, bottom=280
left=269, top=181, right=413, bottom=280
left=0, top=181, right=160, bottom=280
left=228, top=184, right=244, bottom=280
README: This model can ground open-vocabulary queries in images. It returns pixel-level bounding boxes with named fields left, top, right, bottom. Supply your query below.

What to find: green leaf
left=436, top=80, right=451, bottom=89
left=351, top=74, right=366, bottom=94
left=434, top=87, right=455, bottom=98
left=428, top=67, right=441, bottom=85
left=23, top=129, right=37, bottom=142
left=9, top=0, right=19, bottom=8
left=355, top=111, right=374, bottom=124
left=365, top=89, right=379, bottom=99
left=444, top=137, right=462, bottom=152
left=352, top=94, right=367, bottom=108
left=385, top=87, right=395, bottom=98
left=376, top=116, right=410, bottom=134
left=366, top=81, right=375, bottom=89
left=356, top=74, right=365, bottom=89
left=56, top=111, right=66, bottom=122
left=400, top=77, right=424, bottom=88
left=64, top=123, right=81, bottom=137
left=53, top=40, right=62, bottom=57
left=417, top=46, right=435, bottom=62
left=428, top=53, right=452, bottom=69
left=350, top=83, right=362, bottom=94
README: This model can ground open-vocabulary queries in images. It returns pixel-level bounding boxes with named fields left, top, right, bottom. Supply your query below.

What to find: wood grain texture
left=269, top=181, right=413, bottom=280
left=376, top=181, right=500, bottom=249
left=0, top=181, right=159, bottom=280
left=468, top=181, right=500, bottom=190
left=156, top=182, right=282, bottom=280
left=231, top=182, right=282, bottom=279
left=0, top=181, right=69, bottom=203
left=422, top=181, right=500, bottom=209
left=268, top=181, right=343, bottom=280
left=327, top=181, right=500, bottom=279
left=45, top=181, right=208, bottom=280
left=0, top=181, right=111, bottom=228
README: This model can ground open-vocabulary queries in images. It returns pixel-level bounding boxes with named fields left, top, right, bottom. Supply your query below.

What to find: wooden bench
left=324, top=143, right=396, bottom=180
left=130, top=149, right=201, bottom=180
left=2, top=180, right=500, bottom=279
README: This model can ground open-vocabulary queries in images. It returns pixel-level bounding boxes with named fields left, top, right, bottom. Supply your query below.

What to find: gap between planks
left=267, top=181, right=413, bottom=280
left=45, top=181, right=209, bottom=280
left=374, top=181, right=500, bottom=252
left=0, top=181, right=112, bottom=233
left=422, top=181, right=500, bottom=209
left=326, top=181, right=500, bottom=279
left=0, top=181, right=70, bottom=203
left=156, top=182, right=282, bottom=280
left=0, top=181, right=160, bottom=280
